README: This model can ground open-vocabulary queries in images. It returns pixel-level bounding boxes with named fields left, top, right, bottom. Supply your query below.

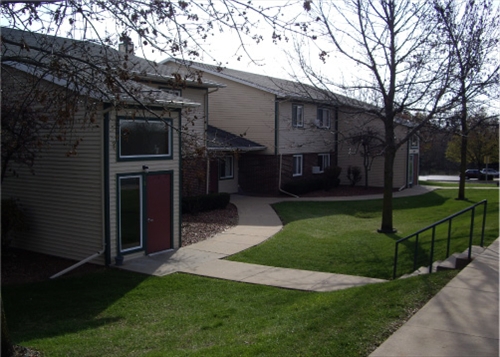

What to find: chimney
left=118, top=40, right=134, bottom=55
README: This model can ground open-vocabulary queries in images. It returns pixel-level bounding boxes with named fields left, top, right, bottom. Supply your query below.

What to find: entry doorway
left=118, top=172, right=173, bottom=255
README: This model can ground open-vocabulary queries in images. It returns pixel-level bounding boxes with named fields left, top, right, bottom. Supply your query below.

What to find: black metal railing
left=393, top=199, right=487, bottom=279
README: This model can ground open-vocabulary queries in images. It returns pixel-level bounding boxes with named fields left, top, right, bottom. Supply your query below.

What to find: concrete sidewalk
left=120, top=185, right=434, bottom=291
left=370, top=238, right=499, bottom=357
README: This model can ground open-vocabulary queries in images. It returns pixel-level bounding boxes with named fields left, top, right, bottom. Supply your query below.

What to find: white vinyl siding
left=197, top=72, right=276, bottom=155
left=279, top=101, right=337, bottom=155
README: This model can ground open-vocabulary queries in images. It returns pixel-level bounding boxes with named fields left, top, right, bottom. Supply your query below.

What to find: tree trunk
left=379, top=147, right=397, bottom=233
left=457, top=133, right=468, bottom=200
left=1, top=297, right=14, bottom=357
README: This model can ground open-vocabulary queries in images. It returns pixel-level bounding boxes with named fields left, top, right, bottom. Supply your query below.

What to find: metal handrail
left=393, top=199, right=487, bottom=279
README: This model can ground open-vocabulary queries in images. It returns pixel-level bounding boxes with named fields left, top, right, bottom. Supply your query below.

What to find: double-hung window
left=293, top=154, right=303, bottom=177
left=292, top=104, right=304, bottom=128
left=317, top=108, right=331, bottom=129
left=317, top=153, right=330, bottom=173
left=219, top=156, right=234, bottom=180
left=119, top=117, right=172, bottom=160
left=159, top=87, right=181, bottom=97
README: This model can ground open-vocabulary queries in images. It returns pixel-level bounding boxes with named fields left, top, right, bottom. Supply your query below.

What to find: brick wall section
left=182, top=157, right=207, bottom=197
left=238, top=154, right=280, bottom=194
left=281, top=153, right=327, bottom=186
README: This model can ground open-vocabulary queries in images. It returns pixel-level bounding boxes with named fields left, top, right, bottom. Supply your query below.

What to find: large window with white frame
left=317, top=153, right=331, bottom=173
left=118, top=175, right=143, bottom=252
left=119, top=117, right=172, bottom=160
left=293, top=154, right=303, bottom=176
left=219, top=155, right=234, bottom=180
left=317, top=108, right=331, bottom=129
left=292, top=104, right=304, bottom=128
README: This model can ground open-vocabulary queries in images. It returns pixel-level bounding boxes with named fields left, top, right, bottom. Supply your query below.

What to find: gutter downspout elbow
left=279, top=154, right=299, bottom=198
left=50, top=250, right=105, bottom=279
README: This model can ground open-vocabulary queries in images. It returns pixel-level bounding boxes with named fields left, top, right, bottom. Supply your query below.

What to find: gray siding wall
left=2, top=69, right=105, bottom=263
left=278, top=100, right=336, bottom=155
left=201, top=73, right=276, bottom=154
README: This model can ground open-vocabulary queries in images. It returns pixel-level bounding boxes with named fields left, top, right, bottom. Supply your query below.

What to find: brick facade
left=182, top=157, right=207, bottom=197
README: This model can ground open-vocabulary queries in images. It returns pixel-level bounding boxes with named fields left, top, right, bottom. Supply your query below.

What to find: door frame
left=144, top=171, right=174, bottom=254
left=116, top=170, right=174, bottom=256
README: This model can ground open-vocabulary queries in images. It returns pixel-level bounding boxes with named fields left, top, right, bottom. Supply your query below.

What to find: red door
left=146, top=173, right=172, bottom=254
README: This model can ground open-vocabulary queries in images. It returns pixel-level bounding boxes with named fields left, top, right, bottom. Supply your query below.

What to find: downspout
left=51, top=104, right=113, bottom=279
left=275, top=98, right=298, bottom=198
left=279, top=154, right=299, bottom=198
left=50, top=251, right=105, bottom=279
left=205, top=87, right=219, bottom=194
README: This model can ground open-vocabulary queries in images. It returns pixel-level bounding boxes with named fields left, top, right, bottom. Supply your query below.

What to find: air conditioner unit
left=312, top=166, right=321, bottom=174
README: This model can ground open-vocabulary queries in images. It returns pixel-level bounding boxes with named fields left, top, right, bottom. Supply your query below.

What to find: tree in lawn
left=296, top=0, right=452, bottom=232
left=445, top=112, right=499, bottom=171
left=433, top=0, right=499, bottom=199
left=348, top=128, right=385, bottom=188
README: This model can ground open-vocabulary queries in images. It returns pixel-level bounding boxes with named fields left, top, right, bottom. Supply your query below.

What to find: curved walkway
left=120, top=185, right=435, bottom=291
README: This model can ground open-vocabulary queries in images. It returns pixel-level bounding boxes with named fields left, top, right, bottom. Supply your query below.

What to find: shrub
left=323, top=166, right=342, bottom=190
left=1, top=198, right=28, bottom=247
left=182, top=193, right=230, bottom=214
left=282, top=177, right=323, bottom=195
left=347, top=166, right=362, bottom=187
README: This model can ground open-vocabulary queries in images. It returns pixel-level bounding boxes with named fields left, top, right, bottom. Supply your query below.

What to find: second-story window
left=119, top=118, right=172, bottom=160
left=292, top=104, right=304, bottom=128
left=317, top=108, right=331, bottom=129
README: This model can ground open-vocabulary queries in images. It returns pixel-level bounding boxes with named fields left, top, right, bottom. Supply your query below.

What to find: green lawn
left=229, top=189, right=499, bottom=279
left=419, top=180, right=498, bottom=187
left=3, top=269, right=457, bottom=357
left=4, top=188, right=497, bottom=356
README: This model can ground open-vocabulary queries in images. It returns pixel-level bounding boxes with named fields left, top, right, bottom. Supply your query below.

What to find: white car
left=480, top=168, right=499, bottom=178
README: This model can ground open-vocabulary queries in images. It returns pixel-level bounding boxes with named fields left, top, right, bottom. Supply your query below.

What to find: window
left=317, top=153, right=331, bottom=173
left=317, top=108, right=331, bottom=129
left=293, top=154, right=303, bottom=176
left=118, top=176, right=143, bottom=252
left=159, top=87, right=181, bottom=96
left=292, top=104, right=304, bottom=128
left=410, top=135, right=418, bottom=148
left=219, top=156, right=234, bottom=179
left=119, top=118, right=171, bottom=159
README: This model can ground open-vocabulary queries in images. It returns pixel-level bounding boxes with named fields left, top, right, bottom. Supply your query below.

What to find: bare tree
left=348, top=128, right=385, bottom=188
left=291, top=0, right=453, bottom=233
left=0, top=1, right=307, bottom=180
left=433, top=0, right=500, bottom=199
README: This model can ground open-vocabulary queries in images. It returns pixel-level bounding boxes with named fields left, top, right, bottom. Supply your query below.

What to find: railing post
left=481, top=200, right=487, bottom=247
left=429, top=226, right=436, bottom=274
left=468, top=207, right=475, bottom=260
left=446, top=219, right=452, bottom=257
left=413, top=234, right=419, bottom=271
left=393, top=243, right=399, bottom=280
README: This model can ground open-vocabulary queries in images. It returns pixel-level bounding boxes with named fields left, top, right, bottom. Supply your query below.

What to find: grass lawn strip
left=229, top=189, right=499, bottom=279
left=3, top=269, right=457, bottom=356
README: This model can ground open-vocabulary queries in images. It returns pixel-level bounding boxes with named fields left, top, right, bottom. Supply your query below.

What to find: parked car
left=480, top=168, right=499, bottom=179
left=464, top=169, right=480, bottom=179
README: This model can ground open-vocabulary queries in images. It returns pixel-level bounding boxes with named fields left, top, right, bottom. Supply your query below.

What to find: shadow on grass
left=2, top=269, right=149, bottom=342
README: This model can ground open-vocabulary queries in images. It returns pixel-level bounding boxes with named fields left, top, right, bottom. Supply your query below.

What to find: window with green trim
left=119, top=118, right=172, bottom=159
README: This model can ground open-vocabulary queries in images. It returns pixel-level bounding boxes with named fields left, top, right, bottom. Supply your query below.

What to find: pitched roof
left=162, top=58, right=366, bottom=108
left=207, top=125, right=266, bottom=152
left=1, top=27, right=222, bottom=107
